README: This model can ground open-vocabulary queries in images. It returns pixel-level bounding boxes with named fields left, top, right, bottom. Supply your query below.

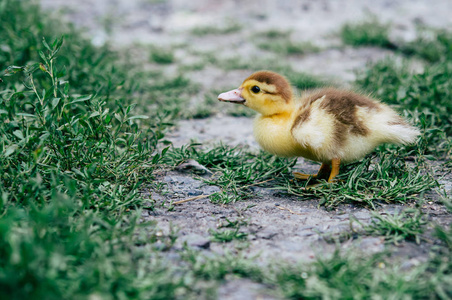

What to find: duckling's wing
left=291, top=95, right=341, bottom=162
left=292, top=89, right=419, bottom=162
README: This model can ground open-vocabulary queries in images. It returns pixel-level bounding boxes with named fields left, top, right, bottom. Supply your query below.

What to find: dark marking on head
left=245, top=71, right=292, bottom=103
left=305, top=88, right=380, bottom=137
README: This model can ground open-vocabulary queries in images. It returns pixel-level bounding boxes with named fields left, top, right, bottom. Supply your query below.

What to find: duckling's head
left=218, top=71, right=294, bottom=116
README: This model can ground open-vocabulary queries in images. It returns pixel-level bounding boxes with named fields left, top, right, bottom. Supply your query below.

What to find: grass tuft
left=210, top=228, right=248, bottom=243
left=164, top=144, right=296, bottom=202
left=254, top=29, right=320, bottom=55
left=0, top=1, right=195, bottom=298
left=191, top=22, right=242, bottom=36
left=355, top=59, right=452, bottom=157
left=358, top=209, right=428, bottom=245
left=340, top=17, right=395, bottom=48
left=280, top=149, right=437, bottom=208
left=400, top=28, right=452, bottom=62
left=149, top=45, right=175, bottom=64
left=257, top=39, right=319, bottom=56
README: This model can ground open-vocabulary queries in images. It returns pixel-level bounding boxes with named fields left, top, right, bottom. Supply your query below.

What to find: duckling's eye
left=251, top=86, right=260, bottom=93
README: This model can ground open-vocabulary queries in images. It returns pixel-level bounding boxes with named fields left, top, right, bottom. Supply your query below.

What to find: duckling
left=218, top=71, right=419, bottom=182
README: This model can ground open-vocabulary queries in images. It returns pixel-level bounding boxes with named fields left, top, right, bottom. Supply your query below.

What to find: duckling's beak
left=218, top=88, right=245, bottom=104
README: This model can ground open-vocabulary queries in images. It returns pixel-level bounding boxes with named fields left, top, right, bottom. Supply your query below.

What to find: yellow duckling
left=218, top=71, right=420, bottom=182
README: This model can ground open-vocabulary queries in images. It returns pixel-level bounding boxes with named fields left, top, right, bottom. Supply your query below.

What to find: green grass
left=210, top=216, right=248, bottom=242
left=0, top=199, right=191, bottom=299
left=0, top=1, right=195, bottom=298
left=273, top=148, right=438, bottom=208
left=149, top=45, right=175, bottom=64
left=340, top=17, right=395, bottom=48
left=183, top=92, right=218, bottom=119
left=1, top=39, right=161, bottom=210
left=257, top=40, right=319, bottom=55
left=164, top=142, right=437, bottom=209
left=182, top=230, right=452, bottom=299
left=254, top=29, right=320, bottom=55
left=190, top=21, right=242, bottom=36
left=209, top=191, right=240, bottom=204
left=210, top=228, right=248, bottom=243
left=357, top=209, right=428, bottom=245
left=163, top=144, right=296, bottom=201
left=270, top=248, right=450, bottom=299
left=400, top=28, right=452, bottom=62
left=184, top=250, right=263, bottom=282
left=355, top=59, right=452, bottom=157
left=1, top=1, right=451, bottom=298
left=341, top=17, right=452, bottom=64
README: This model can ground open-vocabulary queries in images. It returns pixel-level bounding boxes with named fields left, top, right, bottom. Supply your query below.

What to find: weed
left=340, top=17, right=452, bottom=63
left=0, top=1, right=196, bottom=298
left=0, top=193, right=191, bottom=299
left=210, top=228, right=248, bottom=243
left=340, top=17, right=395, bottom=48
left=254, top=29, right=320, bottom=55
left=286, top=70, right=329, bottom=90
left=178, top=61, right=206, bottom=72
left=355, top=59, right=452, bottom=156
left=209, top=191, right=239, bottom=204
left=184, top=250, right=263, bottom=281
left=217, top=217, right=248, bottom=229
left=357, top=209, right=428, bottom=244
left=164, top=144, right=295, bottom=197
left=257, top=40, right=319, bottom=55
left=260, top=29, right=292, bottom=39
left=271, top=250, right=433, bottom=299
left=280, top=149, right=437, bottom=208
left=191, top=21, right=242, bottom=36
left=183, top=92, right=218, bottom=119
left=1, top=38, right=164, bottom=210
left=150, top=45, right=175, bottom=64
left=434, top=223, right=452, bottom=251
left=146, top=75, right=200, bottom=119
left=400, top=28, right=452, bottom=62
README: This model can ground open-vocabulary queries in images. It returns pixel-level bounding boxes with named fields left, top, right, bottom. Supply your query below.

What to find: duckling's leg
left=327, top=158, right=341, bottom=182
left=293, top=163, right=331, bottom=180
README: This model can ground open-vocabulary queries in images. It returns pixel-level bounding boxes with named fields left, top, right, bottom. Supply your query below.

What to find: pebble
left=179, top=234, right=211, bottom=249
left=187, top=190, right=203, bottom=196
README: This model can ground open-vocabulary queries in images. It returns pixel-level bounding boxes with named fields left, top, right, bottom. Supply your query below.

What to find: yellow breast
left=253, top=113, right=315, bottom=159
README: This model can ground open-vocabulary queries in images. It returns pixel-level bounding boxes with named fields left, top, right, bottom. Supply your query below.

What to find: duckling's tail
left=383, top=122, right=420, bottom=145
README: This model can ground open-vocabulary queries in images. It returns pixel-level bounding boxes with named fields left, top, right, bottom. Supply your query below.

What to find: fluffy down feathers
left=219, top=71, right=419, bottom=166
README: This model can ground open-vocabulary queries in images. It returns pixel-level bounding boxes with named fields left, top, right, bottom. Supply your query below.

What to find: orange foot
left=293, top=158, right=340, bottom=183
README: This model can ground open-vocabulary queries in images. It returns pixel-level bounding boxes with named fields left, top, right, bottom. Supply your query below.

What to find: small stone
left=175, top=159, right=212, bottom=175
left=189, top=237, right=211, bottom=249
left=181, top=234, right=211, bottom=249
left=187, top=190, right=203, bottom=196
left=257, top=230, right=278, bottom=240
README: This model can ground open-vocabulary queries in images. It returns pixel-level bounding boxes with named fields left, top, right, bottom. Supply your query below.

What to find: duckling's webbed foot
left=292, top=172, right=312, bottom=180
left=293, top=163, right=331, bottom=181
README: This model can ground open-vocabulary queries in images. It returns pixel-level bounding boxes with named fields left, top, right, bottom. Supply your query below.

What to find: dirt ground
left=40, top=0, right=452, bottom=298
